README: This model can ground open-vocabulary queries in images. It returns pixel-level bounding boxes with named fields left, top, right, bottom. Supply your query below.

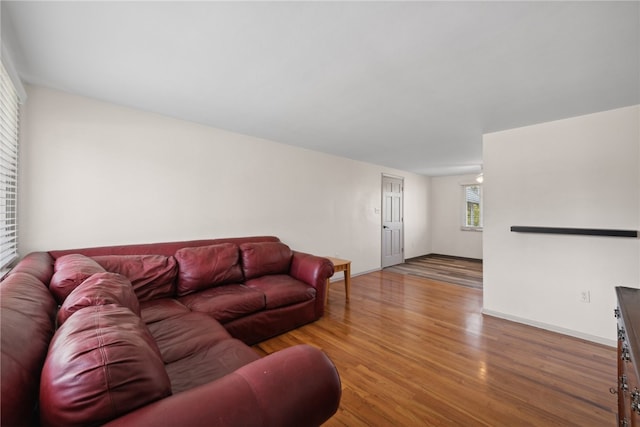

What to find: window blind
left=0, top=60, right=19, bottom=272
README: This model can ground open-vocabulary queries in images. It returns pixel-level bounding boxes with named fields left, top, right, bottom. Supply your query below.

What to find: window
left=462, top=184, right=482, bottom=230
left=0, top=60, right=19, bottom=272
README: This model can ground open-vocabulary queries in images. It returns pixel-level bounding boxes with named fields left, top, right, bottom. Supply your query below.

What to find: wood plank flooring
left=384, top=254, right=483, bottom=289
left=253, top=270, right=617, bottom=426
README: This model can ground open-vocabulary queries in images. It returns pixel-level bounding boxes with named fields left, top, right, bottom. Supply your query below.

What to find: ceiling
left=2, top=1, right=639, bottom=176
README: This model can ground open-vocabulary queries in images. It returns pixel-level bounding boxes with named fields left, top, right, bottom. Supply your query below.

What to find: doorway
left=381, top=175, right=404, bottom=268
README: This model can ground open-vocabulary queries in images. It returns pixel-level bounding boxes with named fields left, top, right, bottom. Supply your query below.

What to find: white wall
left=430, top=174, right=483, bottom=259
left=483, top=105, right=640, bottom=344
left=19, top=85, right=431, bottom=275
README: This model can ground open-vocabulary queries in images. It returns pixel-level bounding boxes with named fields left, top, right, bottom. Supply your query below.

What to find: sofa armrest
left=6, top=251, right=55, bottom=285
left=289, top=251, right=334, bottom=290
left=102, top=344, right=341, bottom=427
left=1, top=272, right=57, bottom=427
left=290, top=252, right=334, bottom=318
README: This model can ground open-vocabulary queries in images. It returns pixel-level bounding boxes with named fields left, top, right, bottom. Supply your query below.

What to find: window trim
left=461, top=183, right=483, bottom=232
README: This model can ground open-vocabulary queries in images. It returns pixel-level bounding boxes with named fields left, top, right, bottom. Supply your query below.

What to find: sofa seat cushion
left=240, top=242, right=293, bottom=280
left=177, top=284, right=266, bottom=323
left=92, top=254, right=178, bottom=301
left=145, top=311, right=232, bottom=364
left=49, top=254, right=106, bottom=304
left=40, top=305, right=171, bottom=427
left=166, top=338, right=260, bottom=394
left=174, top=243, right=244, bottom=296
left=246, top=275, right=316, bottom=309
left=140, top=298, right=191, bottom=324
left=57, top=272, right=140, bottom=326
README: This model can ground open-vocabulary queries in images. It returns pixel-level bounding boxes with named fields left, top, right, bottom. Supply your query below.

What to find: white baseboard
left=329, top=270, right=616, bottom=347
left=481, top=308, right=616, bottom=348
left=328, top=267, right=380, bottom=283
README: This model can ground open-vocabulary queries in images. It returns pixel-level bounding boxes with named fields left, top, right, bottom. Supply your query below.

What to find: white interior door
left=381, top=175, right=404, bottom=268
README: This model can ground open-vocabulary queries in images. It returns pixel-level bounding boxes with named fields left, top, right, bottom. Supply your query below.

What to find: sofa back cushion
left=91, top=254, right=178, bottom=301
left=174, top=243, right=244, bottom=296
left=49, top=254, right=106, bottom=304
left=40, top=305, right=171, bottom=427
left=48, top=236, right=281, bottom=258
left=56, top=272, right=140, bottom=326
left=240, top=242, right=293, bottom=280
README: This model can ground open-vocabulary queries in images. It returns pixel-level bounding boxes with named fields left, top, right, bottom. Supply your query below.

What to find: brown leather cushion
left=165, top=338, right=260, bottom=394
left=145, top=311, right=233, bottom=364
left=174, top=243, right=244, bottom=296
left=49, top=254, right=106, bottom=304
left=177, top=284, right=265, bottom=323
left=140, top=298, right=191, bottom=324
left=239, top=242, right=293, bottom=280
left=92, top=254, right=178, bottom=301
left=40, top=305, right=171, bottom=427
left=56, top=272, right=140, bottom=326
left=246, top=275, right=316, bottom=309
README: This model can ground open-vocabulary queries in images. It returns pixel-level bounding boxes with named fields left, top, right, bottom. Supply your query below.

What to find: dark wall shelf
left=510, top=226, right=638, bottom=238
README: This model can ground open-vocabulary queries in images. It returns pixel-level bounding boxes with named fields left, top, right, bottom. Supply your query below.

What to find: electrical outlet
left=580, top=290, right=591, bottom=303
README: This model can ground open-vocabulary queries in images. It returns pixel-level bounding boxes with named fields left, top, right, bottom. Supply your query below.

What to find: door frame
left=381, top=173, right=405, bottom=268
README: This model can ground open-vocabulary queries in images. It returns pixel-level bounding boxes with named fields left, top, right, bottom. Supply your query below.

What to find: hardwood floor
left=384, top=254, right=483, bottom=289
left=253, top=270, right=617, bottom=426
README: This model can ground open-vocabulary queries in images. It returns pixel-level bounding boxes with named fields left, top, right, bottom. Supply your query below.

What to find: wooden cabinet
left=615, top=287, right=640, bottom=426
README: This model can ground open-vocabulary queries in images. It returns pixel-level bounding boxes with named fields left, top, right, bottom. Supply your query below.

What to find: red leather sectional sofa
left=1, top=236, right=341, bottom=427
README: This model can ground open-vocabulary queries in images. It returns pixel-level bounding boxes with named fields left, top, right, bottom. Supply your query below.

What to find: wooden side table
left=325, top=257, right=351, bottom=305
